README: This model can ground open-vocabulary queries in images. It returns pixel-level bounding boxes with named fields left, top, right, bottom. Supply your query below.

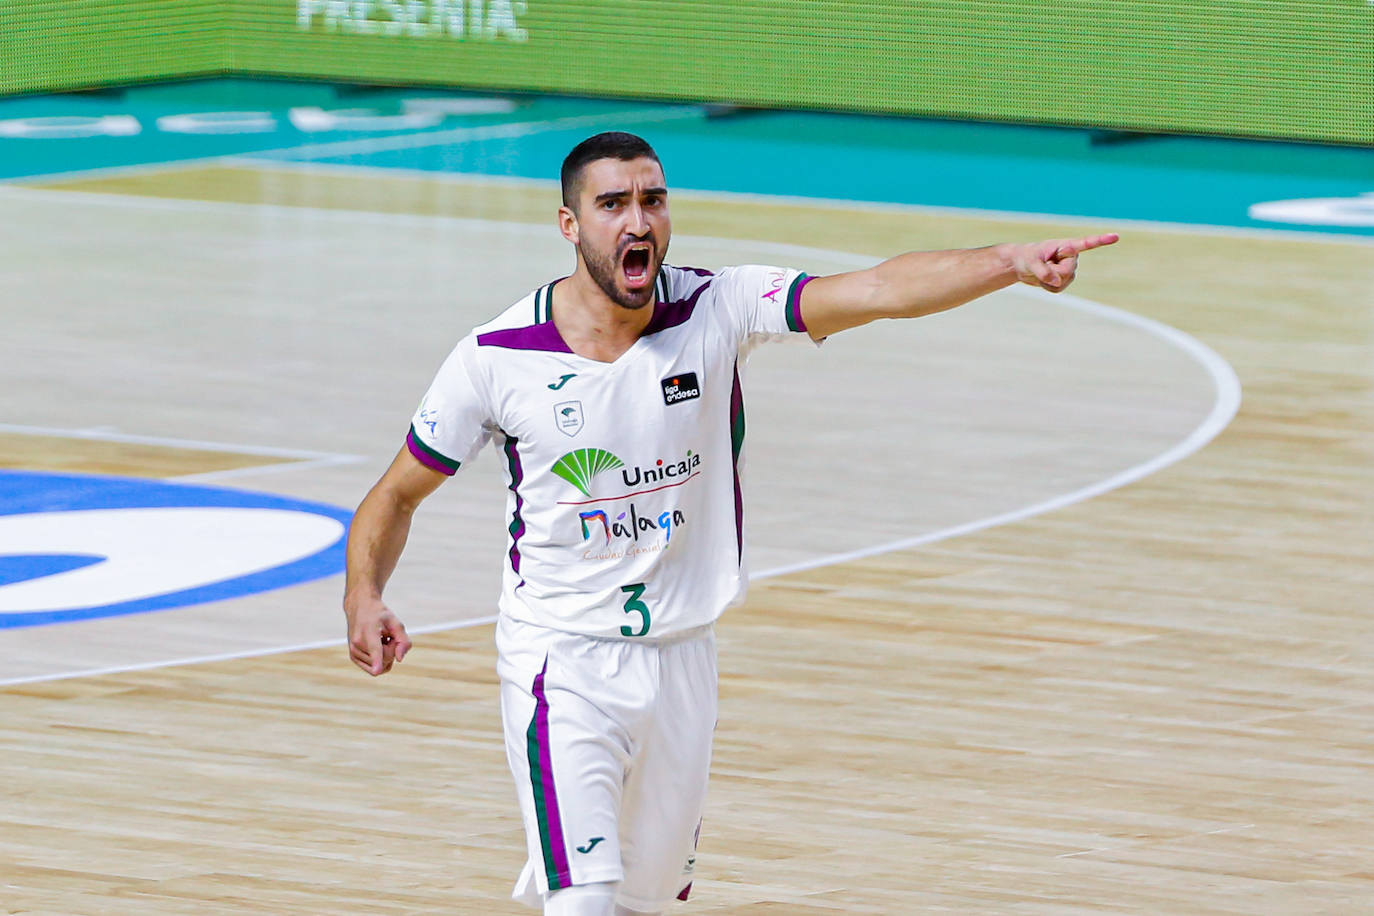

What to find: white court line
left=1055, top=823, right=1254, bottom=859
left=0, top=182, right=545, bottom=232
left=671, top=187, right=1374, bottom=248
left=5, top=140, right=1370, bottom=246
left=222, top=159, right=1374, bottom=248
left=0, top=191, right=1244, bottom=685
left=0, top=94, right=1363, bottom=245
left=754, top=286, right=1243, bottom=580
left=0, top=616, right=499, bottom=687
left=0, top=421, right=365, bottom=484
left=171, top=454, right=363, bottom=483
left=0, top=184, right=899, bottom=266
left=219, top=156, right=564, bottom=187
left=0, top=156, right=226, bottom=188
left=0, top=106, right=704, bottom=186
left=0, top=179, right=1337, bottom=276
left=0, top=422, right=361, bottom=462
left=252, top=105, right=705, bottom=160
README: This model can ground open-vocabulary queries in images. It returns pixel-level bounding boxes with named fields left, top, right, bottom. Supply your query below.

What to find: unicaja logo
left=551, top=448, right=624, bottom=497
left=552, top=448, right=702, bottom=498
left=621, top=451, right=700, bottom=487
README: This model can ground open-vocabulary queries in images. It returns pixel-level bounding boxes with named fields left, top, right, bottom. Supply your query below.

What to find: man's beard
left=582, top=236, right=667, bottom=310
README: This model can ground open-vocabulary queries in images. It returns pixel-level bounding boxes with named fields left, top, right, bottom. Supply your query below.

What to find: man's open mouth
left=622, top=243, right=652, bottom=286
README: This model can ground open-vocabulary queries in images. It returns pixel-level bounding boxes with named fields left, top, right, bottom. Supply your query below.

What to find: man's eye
left=602, top=199, right=620, bottom=210
left=645, top=196, right=662, bottom=207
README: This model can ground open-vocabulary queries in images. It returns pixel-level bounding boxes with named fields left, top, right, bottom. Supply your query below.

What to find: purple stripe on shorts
left=406, top=428, right=458, bottom=476
left=532, top=662, right=572, bottom=883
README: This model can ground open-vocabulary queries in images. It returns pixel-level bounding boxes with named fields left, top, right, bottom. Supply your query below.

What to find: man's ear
left=558, top=205, right=579, bottom=245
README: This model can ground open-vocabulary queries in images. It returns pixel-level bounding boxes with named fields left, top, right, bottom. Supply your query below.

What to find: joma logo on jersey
left=661, top=372, right=701, bottom=405
left=621, top=451, right=700, bottom=488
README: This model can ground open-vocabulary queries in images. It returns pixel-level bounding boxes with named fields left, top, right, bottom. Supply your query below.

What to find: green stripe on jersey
left=784, top=274, right=810, bottom=332
left=409, top=425, right=461, bottom=472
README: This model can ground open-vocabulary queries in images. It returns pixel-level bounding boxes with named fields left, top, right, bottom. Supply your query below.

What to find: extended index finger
left=1056, top=233, right=1120, bottom=258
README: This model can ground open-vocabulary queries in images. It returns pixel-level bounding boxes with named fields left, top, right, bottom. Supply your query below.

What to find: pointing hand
left=1010, top=233, right=1120, bottom=292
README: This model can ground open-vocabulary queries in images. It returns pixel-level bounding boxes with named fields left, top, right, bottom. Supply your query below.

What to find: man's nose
left=625, top=202, right=650, bottom=236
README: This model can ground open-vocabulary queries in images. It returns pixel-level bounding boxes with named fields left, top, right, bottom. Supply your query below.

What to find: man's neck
left=551, top=270, right=656, bottom=363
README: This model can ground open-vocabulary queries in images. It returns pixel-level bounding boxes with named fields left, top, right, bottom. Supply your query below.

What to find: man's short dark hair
left=560, top=132, right=662, bottom=209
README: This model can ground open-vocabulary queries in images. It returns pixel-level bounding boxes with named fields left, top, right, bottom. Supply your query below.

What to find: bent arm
left=800, top=234, right=1119, bottom=340
left=342, top=445, right=448, bottom=674
left=345, top=445, right=447, bottom=604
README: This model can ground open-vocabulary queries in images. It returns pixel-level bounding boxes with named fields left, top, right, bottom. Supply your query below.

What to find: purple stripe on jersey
left=677, top=265, right=715, bottom=277
left=477, top=322, right=574, bottom=353
left=406, top=428, right=458, bottom=476
left=532, top=660, right=572, bottom=885
left=643, top=279, right=715, bottom=335
left=504, top=436, right=527, bottom=577
left=678, top=883, right=693, bottom=901
left=729, top=364, right=745, bottom=563
left=785, top=274, right=813, bottom=333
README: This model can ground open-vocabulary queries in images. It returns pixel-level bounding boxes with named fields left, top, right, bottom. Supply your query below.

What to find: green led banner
left=2, top=1, right=1371, bottom=145
left=0, top=2, right=225, bottom=95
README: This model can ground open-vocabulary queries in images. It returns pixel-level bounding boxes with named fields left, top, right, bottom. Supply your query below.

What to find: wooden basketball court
left=2, top=151, right=1372, bottom=914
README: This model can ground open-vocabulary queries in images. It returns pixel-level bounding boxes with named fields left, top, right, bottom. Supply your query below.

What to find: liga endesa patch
left=661, top=372, right=701, bottom=406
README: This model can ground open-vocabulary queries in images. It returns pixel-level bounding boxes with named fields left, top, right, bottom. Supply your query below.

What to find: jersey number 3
left=619, top=583, right=651, bottom=637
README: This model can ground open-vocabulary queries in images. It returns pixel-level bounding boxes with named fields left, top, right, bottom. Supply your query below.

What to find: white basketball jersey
left=407, top=264, right=814, bottom=639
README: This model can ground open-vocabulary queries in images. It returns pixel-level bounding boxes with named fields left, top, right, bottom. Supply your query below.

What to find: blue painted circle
left=0, top=470, right=352, bottom=629
left=0, top=553, right=105, bottom=586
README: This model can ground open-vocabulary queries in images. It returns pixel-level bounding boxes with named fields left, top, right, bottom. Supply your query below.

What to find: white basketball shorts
left=495, top=614, right=718, bottom=912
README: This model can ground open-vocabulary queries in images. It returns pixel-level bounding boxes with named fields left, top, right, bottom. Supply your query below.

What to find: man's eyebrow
left=592, top=187, right=669, bottom=203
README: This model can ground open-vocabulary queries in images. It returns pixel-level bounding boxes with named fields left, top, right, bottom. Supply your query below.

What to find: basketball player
left=343, top=132, right=1118, bottom=915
